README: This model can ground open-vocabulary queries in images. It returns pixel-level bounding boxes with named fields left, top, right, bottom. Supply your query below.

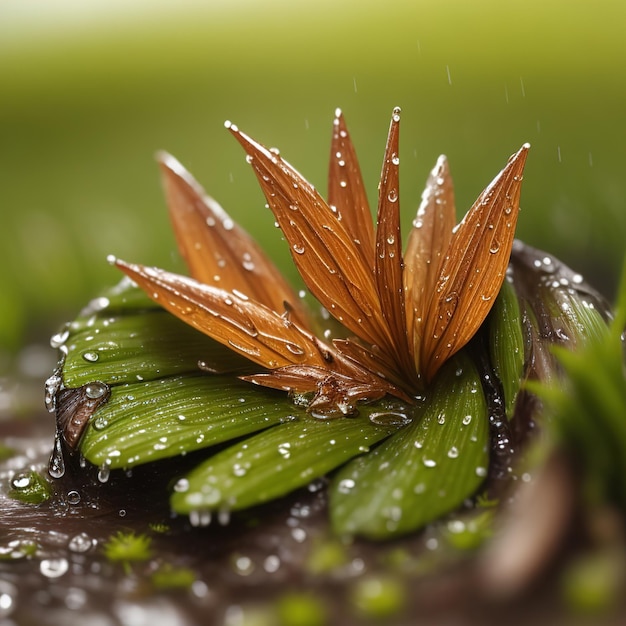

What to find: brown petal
left=375, top=108, right=415, bottom=378
left=421, top=144, right=530, bottom=382
left=158, top=152, right=310, bottom=329
left=112, top=258, right=331, bottom=371
left=328, top=109, right=375, bottom=270
left=244, top=365, right=404, bottom=416
left=227, top=122, right=392, bottom=351
left=333, top=338, right=415, bottom=394
left=403, top=155, right=456, bottom=373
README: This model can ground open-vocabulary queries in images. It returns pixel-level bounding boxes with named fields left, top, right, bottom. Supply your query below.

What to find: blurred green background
left=1, top=0, right=625, bottom=358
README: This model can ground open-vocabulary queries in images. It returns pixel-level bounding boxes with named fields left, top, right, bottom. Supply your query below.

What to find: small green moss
left=103, top=531, right=152, bottom=570
left=148, top=522, right=171, bottom=534
left=276, top=593, right=327, bottom=626
left=151, top=563, right=196, bottom=590
left=8, top=470, right=51, bottom=505
left=350, top=575, right=406, bottom=620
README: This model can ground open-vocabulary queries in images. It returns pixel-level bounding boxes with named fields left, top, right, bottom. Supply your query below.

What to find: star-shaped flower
left=112, top=108, right=529, bottom=417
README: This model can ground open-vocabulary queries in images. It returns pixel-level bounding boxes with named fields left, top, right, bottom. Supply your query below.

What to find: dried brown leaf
left=158, top=152, right=309, bottom=328
left=112, top=259, right=331, bottom=371
left=328, top=109, right=375, bottom=269
left=227, top=123, right=393, bottom=351
left=421, top=144, right=530, bottom=381
left=403, top=155, right=456, bottom=373
left=374, top=109, right=414, bottom=378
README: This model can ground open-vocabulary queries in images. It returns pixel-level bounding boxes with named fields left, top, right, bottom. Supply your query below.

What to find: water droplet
left=413, top=483, right=425, bottom=494
left=48, top=431, right=66, bottom=478
left=447, top=519, right=466, bottom=534
left=50, top=327, right=70, bottom=348
left=386, top=235, right=395, bottom=245
left=97, top=465, right=110, bottom=483
left=82, top=351, right=99, bottom=363
left=392, top=106, right=401, bottom=122
left=277, top=443, right=291, bottom=459
left=462, top=415, right=472, bottom=426
left=92, top=416, right=109, bottom=431
left=44, top=369, right=63, bottom=413
left=0, top=580, right=16, bottom=618
left=369, top=411, right=410, bottom=427
left=292, top=243, right=305, bottom=255
left=84, top=382, right=107, bottom=399
left=10, top=473, right=31, bottom=490
left=68, top=532, right=93, bottom=553
left=285, top=342, right=305, bottom=356
left=387, top=189, right=398, bottom=203
left=232, top=554, right=255, bottom=576
left=437, top=413, right=446, bottom=425
left=447, top=446, right=459, bottom=459
left=338, top=478, right=355, bottom=494
left=66, top=490, right=81, bottom=505
left=189, top=510, right=212, bottom=527
left=422, top=458, right=437, bottom=468
left=475, top=466, right=487, bottom=477
left=263, top=555, right=281, bottom=573
left=489, top=242, right=501, bottom=254
left=391, top=155, right=400, bottom=165
left=40, top=558, right=69, bottom=578
left=173, top=478, right=189, bottom=493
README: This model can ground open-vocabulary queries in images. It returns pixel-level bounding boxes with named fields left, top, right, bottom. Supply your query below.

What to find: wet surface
left=1, top=406, right=625, bottom=626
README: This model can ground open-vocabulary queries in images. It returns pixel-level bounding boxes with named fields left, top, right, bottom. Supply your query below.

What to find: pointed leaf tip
left=420, top=143, right=530, bottom=382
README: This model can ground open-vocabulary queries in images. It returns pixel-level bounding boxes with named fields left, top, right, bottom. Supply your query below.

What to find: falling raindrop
left=97, top=465, right=110, bottom=483
left=189, top=510, right=212, bottom=527
left=48, top=430, right=66, bottom=478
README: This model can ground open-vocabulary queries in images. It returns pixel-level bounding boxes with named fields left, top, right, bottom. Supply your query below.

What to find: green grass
left=1, top=0, right=625, bottom=352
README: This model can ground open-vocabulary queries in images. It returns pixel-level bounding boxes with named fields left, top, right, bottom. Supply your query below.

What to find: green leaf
left=170, top=405, right=403, bottom=514
left=488, top=280, right=524, bottom=419
left=80, top=375, right=297, bottom=468
left=329, top=353, right=489, bottom=539
left=61, top=280, right=247, bottom=389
